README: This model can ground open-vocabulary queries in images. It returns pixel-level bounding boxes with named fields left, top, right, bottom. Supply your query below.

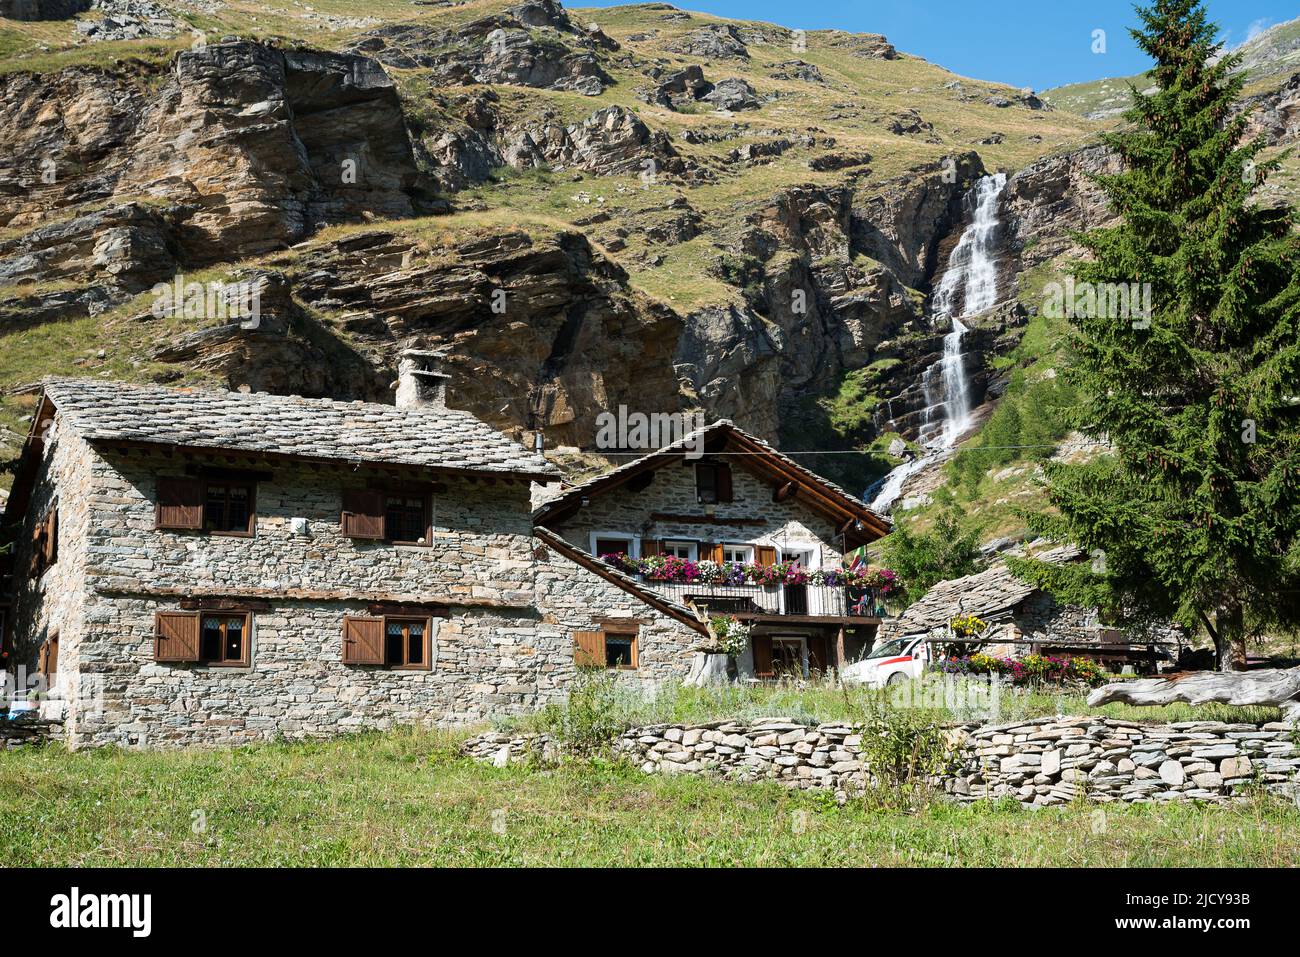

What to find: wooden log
left=1087, top=667, right=1300, bottom=722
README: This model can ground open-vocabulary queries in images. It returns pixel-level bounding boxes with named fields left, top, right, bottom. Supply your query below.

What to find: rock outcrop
left=668, top=25, right=749, bottom=60
left=275, top=228, right=686, bottom=447
left=502, top=105, right=686, bottom=177
left=350, top=0, right=613, bottom=96
left=1003, top=143, right=1119, bottom=270
left=0, top=40, right=434, bottom=271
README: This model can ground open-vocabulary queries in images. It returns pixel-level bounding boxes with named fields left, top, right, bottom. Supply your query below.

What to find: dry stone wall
left=463, top=715, right=1300, bottom=806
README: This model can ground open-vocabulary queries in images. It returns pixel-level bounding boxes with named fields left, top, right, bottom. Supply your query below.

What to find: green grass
left=504, top=675, right=1286, bottom=733
left=3, top=726, right=1297, bottom=866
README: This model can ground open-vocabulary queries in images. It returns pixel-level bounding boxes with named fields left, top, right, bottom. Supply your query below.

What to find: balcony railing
left=648, top=581, right=887, bottom=619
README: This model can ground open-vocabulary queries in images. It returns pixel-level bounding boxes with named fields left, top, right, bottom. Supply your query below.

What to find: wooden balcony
left=649, top=582, right=886, bottom=624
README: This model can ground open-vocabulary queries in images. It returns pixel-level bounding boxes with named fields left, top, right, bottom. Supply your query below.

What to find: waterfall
left=868, top=172, right=1007, bottom=513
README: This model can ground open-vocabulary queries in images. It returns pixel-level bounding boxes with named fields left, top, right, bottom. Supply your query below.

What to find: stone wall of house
left=533, top=544, right=705, bottom=687
left=548, top=458, right=848, bottom=568
left=8, top=413, right=97, bottom=731
left=463, top=715, right=1300, bottom=806
left=10, top=432, right=714, bottom=748
left=1012, top=593, right=1097, bottom=646
left=85, top=447, right=538, bottom=604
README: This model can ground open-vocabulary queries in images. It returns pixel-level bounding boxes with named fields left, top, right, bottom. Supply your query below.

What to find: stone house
left=0, top=376, right=713, bottom=749
left=884, top=547, right=1184, bottom=668
left=533, top=420, right=893, bottom=679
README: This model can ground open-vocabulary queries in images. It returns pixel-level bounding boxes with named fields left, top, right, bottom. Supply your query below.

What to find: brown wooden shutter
left=751, top=635, right=773, bottom=678
left=574, top=630, right=605, bottom=669
left=154, top=611, right=201, bottom=662
left=42, top=508, right=58, bottom=566
left=706, top=542, right=724, bottom=563
left=716, top=464, right=734, bottom=503
left=47, top=635, right=59, bottom=676
left=156, top=477, right=204, bottom=530
left=28, top=522, right=44, bottom=578
left=342, top=616, right=384, bottom=664
left=641, top=540, right=662, bottom=558
left=756, top=545, right=777, bottom=566
left=37, top=640, right=49, bottom=677
left=341, top=489, right=385, bottom=540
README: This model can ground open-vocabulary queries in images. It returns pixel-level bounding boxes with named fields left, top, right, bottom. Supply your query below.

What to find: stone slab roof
left=41, top=378, right=559, bottom=479
left=533, top=419, right=890, bottom=539
left=892, top=546, right=1083, bottom=635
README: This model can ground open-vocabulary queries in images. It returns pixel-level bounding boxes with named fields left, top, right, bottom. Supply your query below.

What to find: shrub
left=857, top=700, right=954, bottom=795
left=532, top=670, right=627, bottom=756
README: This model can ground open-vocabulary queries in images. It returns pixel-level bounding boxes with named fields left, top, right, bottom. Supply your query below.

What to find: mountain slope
left=0, top=0, right=1108, bottom=501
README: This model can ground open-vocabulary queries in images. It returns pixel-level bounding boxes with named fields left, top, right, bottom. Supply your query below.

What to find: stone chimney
left=396, top=350, right=452, bottom=410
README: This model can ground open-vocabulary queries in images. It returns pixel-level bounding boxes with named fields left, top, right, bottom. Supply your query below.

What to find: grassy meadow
left=3, top=677, right=1297, bottom=867
left=2, top=725, right=1298, bottom=867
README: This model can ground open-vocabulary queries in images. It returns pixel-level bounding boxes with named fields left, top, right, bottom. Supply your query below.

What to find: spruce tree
left=1022, top=0, right=1300, bottom=669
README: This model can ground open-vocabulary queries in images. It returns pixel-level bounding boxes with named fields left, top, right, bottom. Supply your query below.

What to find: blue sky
left=575, top=1, right=1297, bottom=90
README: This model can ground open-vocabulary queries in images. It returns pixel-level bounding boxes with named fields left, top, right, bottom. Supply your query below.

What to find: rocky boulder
left=669, top=24, right=749, bottom=60
left=350, top=2, right=612, bottom=95
left=643, top=64, right=713, bottom=110
left=703, top=77, right=760, bottom=111
left=502, top=105, right=684, bottom=177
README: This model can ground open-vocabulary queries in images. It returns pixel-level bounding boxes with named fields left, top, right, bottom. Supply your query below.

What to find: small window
left=695, top=462, right=733, bottom=504
left=384, top=617, right=428, bottom=669
left=200, top=614, right=249, bottom=666
left=384, top=495, right=428, bottom=544
left=29, top=505, right=57, bottom=579
left=574, top=627, right=638, bottom=670
left=156, top=477, right=255, bottom=535
left=204, top=483, right=254, bottom=534
left=155, top=610, right=250, bottom=666
left=604, top=633, right=635, bottom=669
left=594, top=536, right=633, bottom=558
left=722, top=544, right=754, bottom=565
left=663, top=541, right=696, bottom=560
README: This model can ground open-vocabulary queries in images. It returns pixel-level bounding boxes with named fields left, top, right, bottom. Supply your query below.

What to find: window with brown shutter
left=341, top=488, right=385, bottom=540
left=574, top=627, right=638, bottom=670
left=342, top=615, right=431, bottom=669
left=155, top=610, right=250, bottom=665
left=695, top=462, right=733, bottom=504
left=41, top=506, right=58, bottom=569
left=756, top=545, right=777, bottom=567
left=154, top=611, right=202, bottom=662
left=574, top=630, right=605, bottom=669
left=38, top=634, right=58, bottom=679
left=640, top=540, right=662, bottom=558
left=156, top=477, right=205, bottom=530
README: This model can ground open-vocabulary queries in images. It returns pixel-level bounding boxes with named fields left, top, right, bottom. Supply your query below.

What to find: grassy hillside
left=3, top=726, right=1298, bottom=866
left=1043, top=14, right=1300, bottom=118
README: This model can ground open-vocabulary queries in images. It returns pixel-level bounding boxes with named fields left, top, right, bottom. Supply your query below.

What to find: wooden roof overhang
left=533, top=426, right=890, bottom=548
